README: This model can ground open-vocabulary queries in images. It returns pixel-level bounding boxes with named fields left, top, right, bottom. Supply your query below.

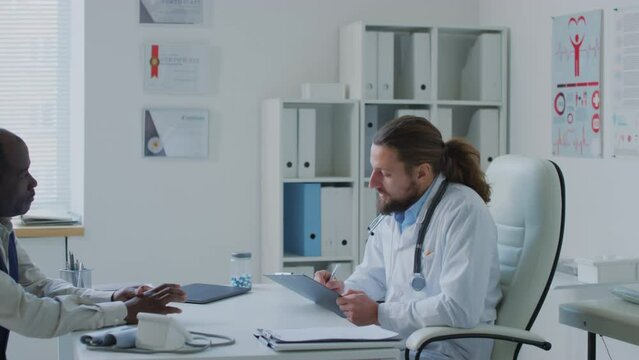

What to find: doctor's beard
left=377, top=180, right=422, bottom=215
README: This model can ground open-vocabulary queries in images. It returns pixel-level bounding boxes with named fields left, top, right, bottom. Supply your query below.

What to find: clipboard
left=264, top=273, right=344, bottom=317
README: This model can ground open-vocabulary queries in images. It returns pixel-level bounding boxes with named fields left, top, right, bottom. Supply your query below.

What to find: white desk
left=63, top=284, right=401, bottom=360
left=559, top=298, right=639, bottom=360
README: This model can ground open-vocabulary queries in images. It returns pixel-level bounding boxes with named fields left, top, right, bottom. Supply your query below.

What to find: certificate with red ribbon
left=143, top=43, right=210, bottom=94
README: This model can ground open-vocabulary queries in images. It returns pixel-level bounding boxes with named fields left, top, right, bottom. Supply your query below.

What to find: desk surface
left=559, top=298, right=639, bottom=345
left=68, top=284, right=401, bottom=360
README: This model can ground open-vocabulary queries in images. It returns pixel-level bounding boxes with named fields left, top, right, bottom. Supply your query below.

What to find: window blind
left=0, top=0, right=71, bottom=211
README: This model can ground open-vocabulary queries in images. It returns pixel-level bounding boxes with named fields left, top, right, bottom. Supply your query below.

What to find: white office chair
left=405, top=154, right=566, bottom=360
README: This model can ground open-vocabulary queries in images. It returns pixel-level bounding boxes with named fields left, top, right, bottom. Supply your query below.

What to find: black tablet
left=182, top=283, right=250, bottom=304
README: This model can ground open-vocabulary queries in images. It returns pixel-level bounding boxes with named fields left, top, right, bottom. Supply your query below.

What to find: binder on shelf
left=332, top=187, right=353, bottom=257
left=321, top=186, right=353, bottom=257
left=461, top=33, right=501, bottom=101
left=361, top=187, right=379, bottom=237
left=363, top=105, right=378, bottom=177
left=466, top=109, right=499, bottom=171
left=377, top=32, right=395, bottom=100
left=297, top=108, right=317, bottom=178
left=364, top=31, right=378, bottom=99
left=281, top=108, right=298, bottom=178
left=411, top=32, right=431, bottom=100
left=284, top=183, right=321, bottom=257
left=396, top=32, right=431, bottom=100
left=320, top=186, right=336, bottom=257
left=434, top=107, right=453, bottom=141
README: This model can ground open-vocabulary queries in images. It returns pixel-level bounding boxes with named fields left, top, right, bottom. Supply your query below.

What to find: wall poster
left=551, top=10, right=603, bottom=157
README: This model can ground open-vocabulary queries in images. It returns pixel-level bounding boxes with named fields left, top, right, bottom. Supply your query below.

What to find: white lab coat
left=345, top=175, right=502, bottom=360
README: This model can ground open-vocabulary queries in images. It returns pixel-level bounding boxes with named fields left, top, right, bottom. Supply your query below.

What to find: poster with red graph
left=551, top=10, right=603, bottom=157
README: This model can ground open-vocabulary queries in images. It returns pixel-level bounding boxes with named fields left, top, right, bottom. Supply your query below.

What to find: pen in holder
left=61, top=252, right=92, bottom=288
left=59, top=268, right=92, bottom=288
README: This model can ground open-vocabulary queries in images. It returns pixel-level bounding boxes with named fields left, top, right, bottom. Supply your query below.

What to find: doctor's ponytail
left=373, top=116, right=491, bottom=203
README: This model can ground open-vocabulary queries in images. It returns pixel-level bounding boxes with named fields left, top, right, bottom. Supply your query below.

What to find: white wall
left=479, top=0, right=639, bottom=259
left=79, top=0, right=480, bottom=285
left=479, top=1, right=639, bottom=359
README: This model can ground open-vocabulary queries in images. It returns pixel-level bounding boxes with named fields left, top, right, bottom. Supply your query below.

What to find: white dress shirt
left=0, top=218, right=127, bottom=338
left=345, top=175, right=502, bottom=360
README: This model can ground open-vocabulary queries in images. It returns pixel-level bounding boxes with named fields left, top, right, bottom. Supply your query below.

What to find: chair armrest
left=406, top=324, right=551, bottom=352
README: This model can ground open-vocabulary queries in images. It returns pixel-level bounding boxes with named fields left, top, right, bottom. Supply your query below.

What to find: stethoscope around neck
left=367, top=180, right=449, bottom=292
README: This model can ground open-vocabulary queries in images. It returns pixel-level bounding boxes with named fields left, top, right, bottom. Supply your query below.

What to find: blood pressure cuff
left=80, top=325, right=137, bottom=348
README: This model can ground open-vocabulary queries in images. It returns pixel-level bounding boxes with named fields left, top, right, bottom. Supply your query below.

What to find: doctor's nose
left=369, top=169, right=381, bottom=189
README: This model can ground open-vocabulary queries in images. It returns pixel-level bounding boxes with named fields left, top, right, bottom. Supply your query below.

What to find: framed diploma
left=143, top=43, right=210, bottom=94
left=139, top=0, right=204, bottom=25
left=143, top=108, right=209, bottom=159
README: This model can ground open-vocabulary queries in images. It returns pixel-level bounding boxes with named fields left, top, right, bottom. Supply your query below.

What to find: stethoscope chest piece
left=411, top=273, right=426, bottom=291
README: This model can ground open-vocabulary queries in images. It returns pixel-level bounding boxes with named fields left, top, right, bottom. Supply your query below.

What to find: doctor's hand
left=123, top=283, right=187, bottom=324
left=112, top=284, right=153, bottom=302
left=313, top=270, right=344, bottom=294
left=337, top=289, right=379, bottom=326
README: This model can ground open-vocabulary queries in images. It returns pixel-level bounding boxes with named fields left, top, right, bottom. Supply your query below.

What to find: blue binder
left=284, top=183, right=321, bottom=256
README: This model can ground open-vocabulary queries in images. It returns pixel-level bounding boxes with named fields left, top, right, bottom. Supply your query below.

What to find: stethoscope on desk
left=367, top=180, right=449, bottom=292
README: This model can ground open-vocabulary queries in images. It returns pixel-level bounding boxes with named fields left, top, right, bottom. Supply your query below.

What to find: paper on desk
left=260, top=325, right=399, bottom=342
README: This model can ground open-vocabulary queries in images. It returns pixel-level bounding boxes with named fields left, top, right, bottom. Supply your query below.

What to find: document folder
left=265, top=273, right=343, bottom=317
left=281, top=108, right=298, bottom=178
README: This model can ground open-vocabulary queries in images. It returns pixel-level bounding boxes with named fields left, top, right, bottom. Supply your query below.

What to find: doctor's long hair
left=373, top=115, right=491, bottom=203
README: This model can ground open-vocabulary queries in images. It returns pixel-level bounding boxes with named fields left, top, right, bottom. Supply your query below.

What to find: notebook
left=264, top=273, right=344, bottom=317
left=182, top=283, right=250, bottom=304
left=253, top=325, right=402, bottom=351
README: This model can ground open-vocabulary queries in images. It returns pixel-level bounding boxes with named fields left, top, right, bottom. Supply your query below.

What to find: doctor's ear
left=414, top=163, right=433, bottom=180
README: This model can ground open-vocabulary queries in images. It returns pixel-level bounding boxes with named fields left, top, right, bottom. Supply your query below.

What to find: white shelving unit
left=339, top=21, right=508, bottom=259
left=261, top=99, right=359, bottom=280
left=261, top=21, right=508, bottom=274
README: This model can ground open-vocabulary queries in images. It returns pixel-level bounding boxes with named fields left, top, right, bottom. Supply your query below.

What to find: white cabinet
left=261, top=99, right=359, bottom=279
left=262, top=22, right=508, bottom=274
left=339, top=22, right=508, bottom=259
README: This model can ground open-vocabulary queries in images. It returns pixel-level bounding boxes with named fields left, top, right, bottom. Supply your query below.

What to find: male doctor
left=315, top=116, right=502, bottom=360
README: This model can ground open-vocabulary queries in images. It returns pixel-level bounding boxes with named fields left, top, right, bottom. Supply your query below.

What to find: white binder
left=361, top=187, right=379, bottom=232
left=411, top=32, right=431, bottom=100
left=435, top=107, right=453, bottom=141
left=332, top=187, right=353, bottom=257
left=320, top=186, right=336, bottom=256
left=377, top=32, right=394, bottom=100
left=364, top=31, right=378, bottom=99
left=466, top=109, right=499, bottom=171
left=363, top=106, right=379, bottom=177
left=297, top=108, right=317, bottom=178
left=320, top=186, right=353, bottom=257
left=461, top=33, right=501, bottom=101
left=281, top=108, right=298, bottom=178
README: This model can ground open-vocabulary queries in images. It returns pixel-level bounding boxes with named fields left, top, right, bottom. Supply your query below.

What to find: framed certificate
left=143, top=108, right=209, bottom=159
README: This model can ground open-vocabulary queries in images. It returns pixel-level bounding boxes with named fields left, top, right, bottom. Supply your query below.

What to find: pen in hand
left=329, top=264, right=341, bottom=281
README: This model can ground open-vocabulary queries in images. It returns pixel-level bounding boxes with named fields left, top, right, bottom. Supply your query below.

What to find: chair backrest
left=486, top=155, right=565, bottom=360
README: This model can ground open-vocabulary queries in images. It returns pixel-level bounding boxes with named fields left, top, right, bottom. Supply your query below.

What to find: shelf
left=13, top=223, right=84, bottom=238
left=280, top=98, right=358, bottom=105
left=283, top=255, right=355, bottom=263
left=436, top=100, right=502, bottom=107
left=283, top=177, right=355, bottom=183
left=363, top=99, right=434, bottom=106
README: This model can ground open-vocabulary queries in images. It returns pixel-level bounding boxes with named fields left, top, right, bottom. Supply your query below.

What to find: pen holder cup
left=59, top=268, right=92, bottom=288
